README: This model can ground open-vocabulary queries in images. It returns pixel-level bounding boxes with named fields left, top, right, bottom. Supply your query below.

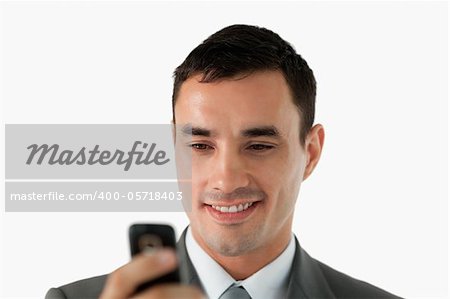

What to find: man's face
left=175, top=71, right=309, bottom=257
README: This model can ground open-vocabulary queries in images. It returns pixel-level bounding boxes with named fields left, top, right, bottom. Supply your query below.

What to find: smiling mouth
left=204, top=200, right=261, bottom=214
left=203, top=201, right=260, bottom=224
left=209, top=202, right=254, bottom=213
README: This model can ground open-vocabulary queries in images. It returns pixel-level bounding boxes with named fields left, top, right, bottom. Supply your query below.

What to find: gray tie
left=219, top=285, right=252, bottom=299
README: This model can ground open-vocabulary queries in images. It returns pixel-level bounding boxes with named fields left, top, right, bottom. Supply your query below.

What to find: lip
left=204, top=201, right=260, bottom=224
left=204, top=200, right=259, bottom=207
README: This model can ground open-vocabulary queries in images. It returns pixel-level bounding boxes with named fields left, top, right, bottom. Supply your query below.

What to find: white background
left=0, top=1, right=448, bottom=298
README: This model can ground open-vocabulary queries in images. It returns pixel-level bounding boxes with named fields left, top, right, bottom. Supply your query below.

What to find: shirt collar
left=185, top=227, right=296, bottom=299
left=186, top=227, right=235, bottom=299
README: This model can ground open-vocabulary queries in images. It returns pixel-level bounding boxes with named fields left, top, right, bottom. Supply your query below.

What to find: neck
left=192, top=224, right=292, bottom=280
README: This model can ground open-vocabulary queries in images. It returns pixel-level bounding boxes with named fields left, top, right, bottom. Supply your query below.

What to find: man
left=46, top=24, right=401, bottom=299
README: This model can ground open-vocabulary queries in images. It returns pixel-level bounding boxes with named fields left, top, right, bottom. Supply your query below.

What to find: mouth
left=210, top=201, right=256, bottom=213
left=203, top=201, right=260, bottom=224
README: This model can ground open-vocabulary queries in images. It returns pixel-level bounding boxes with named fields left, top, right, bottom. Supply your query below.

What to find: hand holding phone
left=99, top=224, right=204, bottom=299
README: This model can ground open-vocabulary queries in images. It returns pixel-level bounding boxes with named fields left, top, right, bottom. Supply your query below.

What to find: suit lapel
left=176, top=228, right=204, bottom=291
left=177, top=228, right=335, bottom=299
left=286, top=237, right=336, bottom=299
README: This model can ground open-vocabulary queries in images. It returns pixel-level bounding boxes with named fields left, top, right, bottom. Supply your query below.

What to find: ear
left=302, top=124, right=325, bottom=181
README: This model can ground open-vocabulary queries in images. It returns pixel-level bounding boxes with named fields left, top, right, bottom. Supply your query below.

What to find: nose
left=208, top=148, right=250, bottom=194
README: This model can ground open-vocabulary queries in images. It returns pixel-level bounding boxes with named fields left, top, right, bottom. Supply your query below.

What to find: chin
left=204, top=228, right=260, bottom=257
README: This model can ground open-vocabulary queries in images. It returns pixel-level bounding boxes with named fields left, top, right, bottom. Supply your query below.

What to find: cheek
left=188, top=171, right=212, bottom=217
left=255, top=152, right=301, bottom=187
left=256, top=151, right=304, bottom=205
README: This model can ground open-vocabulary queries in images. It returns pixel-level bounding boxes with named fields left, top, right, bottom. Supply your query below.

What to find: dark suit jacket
left=46, top=229, right=402, bottom=299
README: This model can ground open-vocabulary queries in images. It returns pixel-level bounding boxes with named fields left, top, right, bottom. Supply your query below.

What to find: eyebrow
left=241, top=126, right=281, bottom=138
left=180, top=124, right=281, bottom=139
left=181, top=124, right=214, bottom=137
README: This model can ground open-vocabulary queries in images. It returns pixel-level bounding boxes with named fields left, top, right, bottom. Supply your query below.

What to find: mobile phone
left=129, top=224, right=180, bottom=293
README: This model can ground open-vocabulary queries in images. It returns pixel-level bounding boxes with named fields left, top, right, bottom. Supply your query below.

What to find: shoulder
left=45, top=274, right=108, bottom=299
left=287, top=239, right=403, bottom=299
left=316, top=260, right=402, bottom=299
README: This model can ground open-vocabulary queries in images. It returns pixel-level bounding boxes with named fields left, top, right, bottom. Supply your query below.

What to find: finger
left=99, top=249, right=177, bottom=299
left=130, top=284, right=206, bottom=299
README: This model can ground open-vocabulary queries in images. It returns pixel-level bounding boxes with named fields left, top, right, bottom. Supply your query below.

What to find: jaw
left=189, top=201, right=269, bottom=257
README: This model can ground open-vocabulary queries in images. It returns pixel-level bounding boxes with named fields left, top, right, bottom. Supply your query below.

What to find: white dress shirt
left=185, top=227, right=296, bottom=299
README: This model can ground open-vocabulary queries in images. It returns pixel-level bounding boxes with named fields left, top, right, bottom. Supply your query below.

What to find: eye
left=247, top=144, right=274, bottom=151
left=190, top=143, right=213, bottom=151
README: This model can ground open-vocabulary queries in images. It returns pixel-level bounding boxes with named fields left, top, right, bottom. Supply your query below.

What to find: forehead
left=174, top=70, right=300, bottom=137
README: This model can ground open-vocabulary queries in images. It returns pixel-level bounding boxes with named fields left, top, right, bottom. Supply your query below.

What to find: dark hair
left=172, top=24, right=316, bottom=146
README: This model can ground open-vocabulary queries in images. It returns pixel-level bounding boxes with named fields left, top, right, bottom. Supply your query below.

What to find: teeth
left=228, top=205, right=237, bottom=213
left=211, top=202, right=255, bottom=213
